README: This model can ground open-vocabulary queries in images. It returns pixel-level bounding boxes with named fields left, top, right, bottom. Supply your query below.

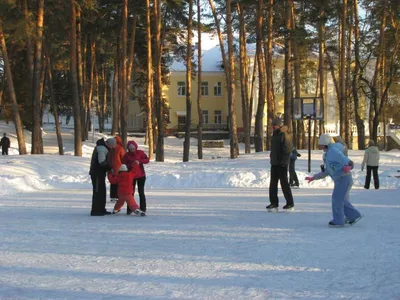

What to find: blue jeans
left=331, top=175, right=361, bottom=225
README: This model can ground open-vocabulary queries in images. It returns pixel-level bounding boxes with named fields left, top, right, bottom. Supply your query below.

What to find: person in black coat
left=267, top=118, right=294, bottom=211
left=89, top=138, right=116, bottom=216
left=0, top=133, right=11, bottom=155
left=289, top=147, right=301, bottom=188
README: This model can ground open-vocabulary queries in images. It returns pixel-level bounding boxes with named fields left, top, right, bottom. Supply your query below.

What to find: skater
left=107, top=136, right=125, bottom=202
left=89, top=137, right=116, bottom=216
left=266, top=117, right=294, bottom=211
left=289, top=146, right=301, bottom=188
left=108, top=164, right=145, bottom=216
left=305, top=134, right=362, bottom=227
left=0, top=133, right=10, bottom=155
left=123, top=140, right=149, bottom=214
left=361, top=140, right=380, bottom=190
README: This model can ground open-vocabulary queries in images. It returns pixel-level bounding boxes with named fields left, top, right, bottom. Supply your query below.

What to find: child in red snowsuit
left=107, top=164, right=146, bottom=216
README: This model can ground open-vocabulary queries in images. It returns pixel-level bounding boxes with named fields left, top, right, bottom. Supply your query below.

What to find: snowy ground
left=1, top=121, right=400, bottom=299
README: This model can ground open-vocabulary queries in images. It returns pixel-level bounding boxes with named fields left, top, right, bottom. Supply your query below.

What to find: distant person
left=123, top=140, right=149, bottom=214
left=289, top=146, right=301, bottom=188
left=0, top=133, right=11, bottom=155
left=89, top=137, right=116, bottom=216
left=305, top=134, right=362, bottom=227
left=266, top=118, right=294, bottom=212
left=361, top=140, right=380, bottom=190
left=333, top=136, right=348, bottom=156
left=108, top=164, right=145, bottom=216
left=107, top=136, right=125, bottom=202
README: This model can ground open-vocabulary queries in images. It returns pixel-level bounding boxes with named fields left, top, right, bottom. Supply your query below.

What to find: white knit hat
left=119, top=164, right=128, bottom=172
left=318, top=134, right=333, bottom=146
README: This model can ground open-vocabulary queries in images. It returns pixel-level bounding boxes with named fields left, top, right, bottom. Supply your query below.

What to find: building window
left=201, top=81, right=209, bottom=96
left=202, top=110, right=209, bottom=124
left=214, top=82, right=222, bottom=96
left=178, top=81, right=186, bottom=96
left=214, top=110, right=222, bottom=124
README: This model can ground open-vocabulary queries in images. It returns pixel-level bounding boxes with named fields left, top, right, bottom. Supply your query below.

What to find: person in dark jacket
left=89, top=137, right=116, bottom=216
left=0, top=133, right=11, bottom=155
left=267, top=118, right=294, bottom=211
left=289, top=146, right=301, bottom=188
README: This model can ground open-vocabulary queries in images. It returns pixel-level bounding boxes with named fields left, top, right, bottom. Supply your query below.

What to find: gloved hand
left=305, top=176, right=315, bottom=183
left=343, top=165, right=352, bottom=173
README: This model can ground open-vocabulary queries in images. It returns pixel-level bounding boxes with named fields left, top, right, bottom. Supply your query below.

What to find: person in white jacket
left=361, top=140, right=380, bottom=189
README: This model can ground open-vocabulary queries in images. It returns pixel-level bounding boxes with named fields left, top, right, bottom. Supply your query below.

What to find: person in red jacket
left=107, top=136, right=126, bottom=202
left=108, top=164, right=145, bottom=216
left=122, top=140, right=149, bottom=214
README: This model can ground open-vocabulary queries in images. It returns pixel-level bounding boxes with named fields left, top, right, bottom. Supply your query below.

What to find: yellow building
left=126, top=37, right=337, bottom=137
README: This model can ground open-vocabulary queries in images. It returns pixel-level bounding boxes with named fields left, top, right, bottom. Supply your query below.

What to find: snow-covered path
left=1, top=187, right=399, bottom=300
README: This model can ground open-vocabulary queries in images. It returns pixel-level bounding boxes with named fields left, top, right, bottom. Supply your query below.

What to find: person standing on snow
left=108, top=164, right=146, bottom=216
left=305, top=134, right=362, bottom=227
left=361, top=140, right=380, bottom=190
left=333, top=136, right=348, bottom=156
left=123, top=140, right=149, bottom=214
left=289, top=146, right=301, bottom=188
left=266, top=118, right=294, bottom=212
left=89, top=137, right=116, bottom=216
left=107, top=136, right=125, bottom=202
left=0, top=133, right=11, bottom=155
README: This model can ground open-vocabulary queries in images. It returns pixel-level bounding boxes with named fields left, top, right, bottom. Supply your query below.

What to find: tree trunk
left=102, top=64, right=107, bottom=133
left=352, top=0, right=365, bottom=149
left=254, top=0, right=265, bottom=152
left=111, top=58, right=118, bottom=135
left=70, top=0, right=82, bottom=156
left=291, top=0, right=301, bottom=148
left=339, top=0, right=347, bottom=139
left=23, top=0, right=34, bottom=113
left=266, top=0, right=275, bottom=150
left=85, top=37, right=95, bottom=139
left=317, top=0, right=326, bottom=148
left=226, top=0, right=239, bottom=158
left=197, top=0, right=204, bottom=159
left=120, top=0, right=128, bottom=148
left=284, top=0, right=293, bottom=130
left=237, top=2, right=250, bottom=154
left=183, top=0, right=193, bottom=162
left=145, top=0, right=153, bottom=159
left=153, top=0, right=164, bottom=162
left=94, top=63, right=102, bottom=133
left=76, top=5, right=86, bottom=141
left=0, top=20, right=27, bottom=155
left=46, top=54, right=64, bottom=155
left=31, top=0, right=44, bottom=154
left=346, top=1, right=353, bottom=147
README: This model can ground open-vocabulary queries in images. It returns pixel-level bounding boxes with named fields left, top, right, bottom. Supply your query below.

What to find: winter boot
left=134, top=209, right=146, bottom=217
left=283, top=204, right=294, bottom=211
left=266, top=204, right=279, bottom=212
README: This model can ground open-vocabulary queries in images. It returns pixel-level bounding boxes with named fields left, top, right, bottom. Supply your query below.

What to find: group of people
left=266, top=118, right=380, bottom=227
left=89, top=136, right=149, bottom=217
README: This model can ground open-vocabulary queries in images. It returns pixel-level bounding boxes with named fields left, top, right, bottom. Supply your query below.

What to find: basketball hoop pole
left=308, top=116, right=311, bottom=173
left=293, top=96, right=324, bottom=173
